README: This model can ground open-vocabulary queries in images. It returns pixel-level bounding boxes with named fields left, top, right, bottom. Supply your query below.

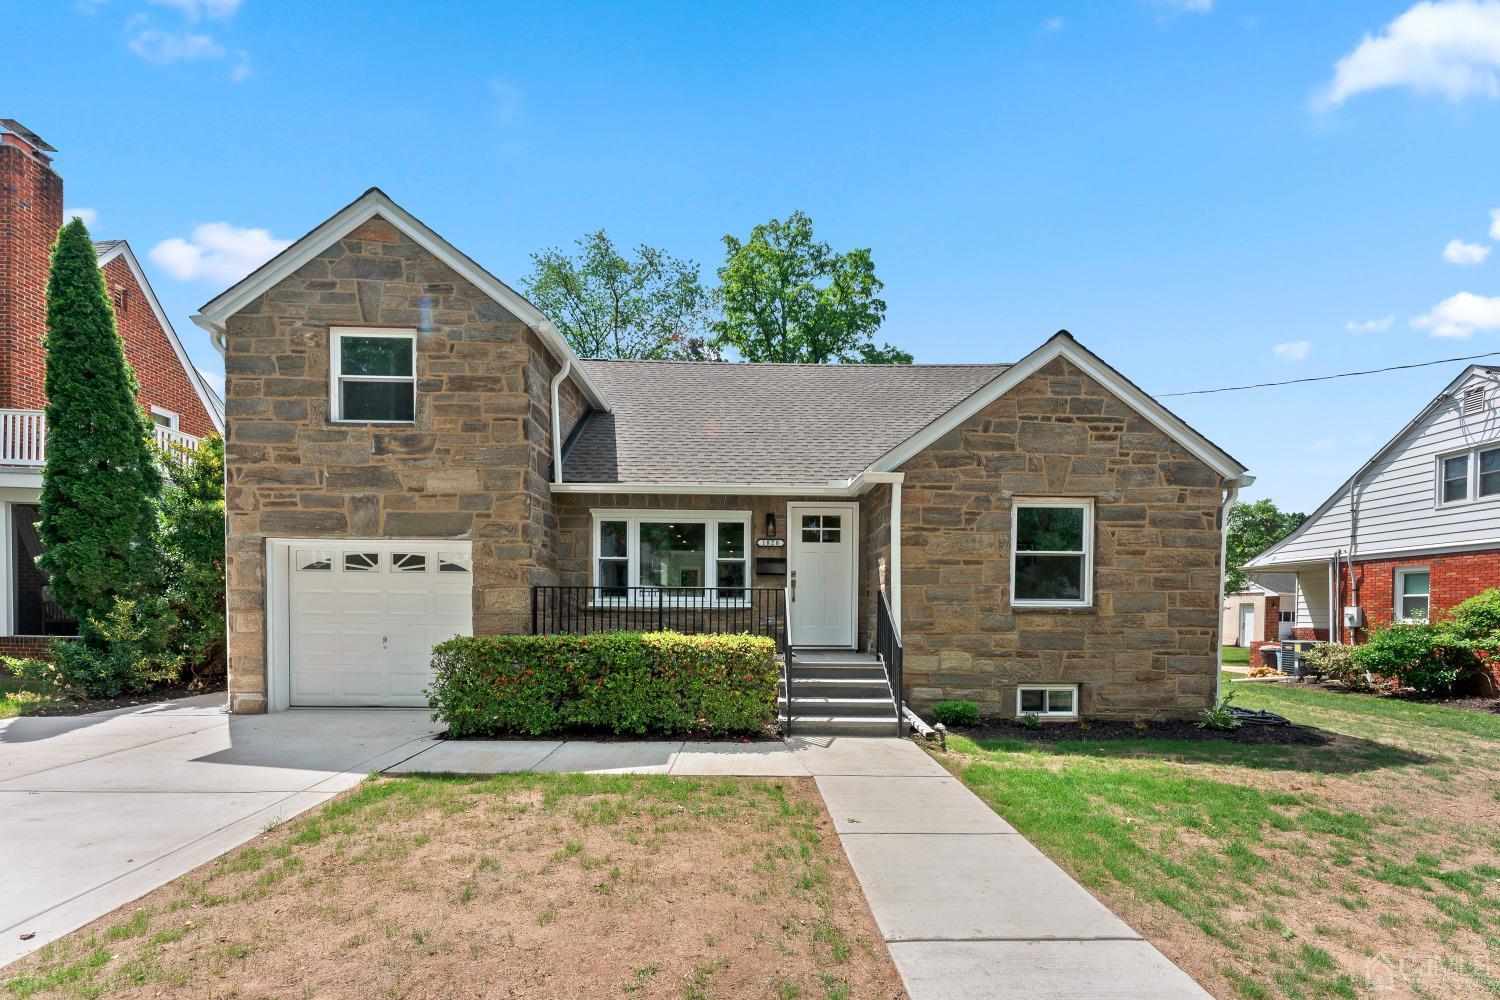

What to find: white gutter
left=551, top=471, right=905, bottom=498
left=550, top=359, right=572, bottom=483
left=1216, top=474, right=1254, bottom=702
left=1329, top=552, right=1340, bottom=643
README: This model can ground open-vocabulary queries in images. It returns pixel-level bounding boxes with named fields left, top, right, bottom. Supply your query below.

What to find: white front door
left=287, top=541, right=472, bottom=707
left=1238, top=603, right=1255, bottom=647
left=788, top=503, right=857, bottom=648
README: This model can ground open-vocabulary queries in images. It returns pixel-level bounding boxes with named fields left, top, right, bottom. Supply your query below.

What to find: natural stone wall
left=898, top=356, right=1226, bottom=720
left=859, top=484, right=893, bottom=652
left=222, top=216, right=566, bottom=713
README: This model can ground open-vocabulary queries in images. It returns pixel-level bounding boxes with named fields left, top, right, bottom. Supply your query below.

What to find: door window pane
left=1481, top=448, right=1500, bottom=497
left=1443, top=455, right=1469, bottom=503
left=341, top=380, right=414, bottom=422
left=639, top=522, right=706, bottom=589
left=340, top=336, right=412, bottom=376
left=343, top=552, right=380, bottom=572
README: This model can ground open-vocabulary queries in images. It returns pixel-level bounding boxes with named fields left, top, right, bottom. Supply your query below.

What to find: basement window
left=1017, top=684, right=1079, bottom=719
left=330, top=327, right=416, bottom=423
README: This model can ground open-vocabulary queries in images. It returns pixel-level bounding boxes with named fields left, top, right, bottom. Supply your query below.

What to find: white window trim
left=149, top=406, right=180, bottom=430
left=329, top=327, right=417, bottom=424
left=1394, top=566, right=1430, bottom=623
left=590, top=509, right=753, bottom=606
left=1435, top=442, right=1500, bottom=508
left=1017, top=684, right=1079, bottom=719
left=1010, top=498, right=1094, bottom=609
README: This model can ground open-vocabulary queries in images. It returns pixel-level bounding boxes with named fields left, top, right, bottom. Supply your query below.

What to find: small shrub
left=1302, top=643, right=1365, bottom=687
left=427, top=631, right=779, bottom=737
left=1351, top=621, right=1476, bottom=696
left=1016, top=712, right=1041, bottom=730
left=1444, top=588, right=1500, bottom=646
left=45, top=596, right=181, bottom=699
left=2, top=656, right=52, bottom=682
left=932, top=700, right=980, bottom=727
left=1198, top=692, right=1241, bottom=731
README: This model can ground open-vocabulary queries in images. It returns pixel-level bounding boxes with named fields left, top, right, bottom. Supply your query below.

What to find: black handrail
left=876, top=589, right=903, bottom=731
left=531, top=586, right=788, bottom=656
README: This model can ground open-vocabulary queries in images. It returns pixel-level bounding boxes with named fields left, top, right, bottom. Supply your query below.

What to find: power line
left=1154, top=349, right=1500, bottom=398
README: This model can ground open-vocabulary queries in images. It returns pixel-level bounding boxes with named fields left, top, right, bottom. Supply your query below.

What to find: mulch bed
left=1290, top=678, right=1500, bottom=715
left=13, top=680, right=226, bottom=718
left=951, top=716, right=1327, bottom=745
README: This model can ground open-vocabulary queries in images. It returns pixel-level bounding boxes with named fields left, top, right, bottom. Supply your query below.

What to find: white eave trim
left=1249, top=537, right=1500, bottom=570
left=867, top=332, right=1246, bottom=481
left=97, top=241, right=225, bottom=434
left=550, top=470, right=903, bottom=497
left=190, top=188, right=609, bottom=412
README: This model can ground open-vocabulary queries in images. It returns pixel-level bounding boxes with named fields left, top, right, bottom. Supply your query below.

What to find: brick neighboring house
left=1246, top=366, right=1500, bottom=647
left=0, top=121, right=223, bottom=655
left=195, top=187, right=1251, bottom=726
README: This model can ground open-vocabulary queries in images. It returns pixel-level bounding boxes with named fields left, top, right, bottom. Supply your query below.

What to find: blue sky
left=7, top=0, right=1500, bottom=512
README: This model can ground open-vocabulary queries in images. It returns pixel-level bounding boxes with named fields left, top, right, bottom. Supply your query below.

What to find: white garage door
left=288, top=541, right=473, bottom=707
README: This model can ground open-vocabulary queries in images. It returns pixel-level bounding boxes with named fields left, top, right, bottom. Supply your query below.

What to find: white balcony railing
left=1, top=408, right=201, bottom=467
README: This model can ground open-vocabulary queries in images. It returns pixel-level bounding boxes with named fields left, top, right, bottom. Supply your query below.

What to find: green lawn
left=1222, top=644, right=1251, bottom=667
left=935, top=675, right=1500, bottom=1000
left=0, top=675, right=69, bottom=719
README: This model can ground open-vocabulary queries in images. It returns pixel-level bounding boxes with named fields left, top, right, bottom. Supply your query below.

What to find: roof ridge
left=577, top=358, right=1011, bottom=368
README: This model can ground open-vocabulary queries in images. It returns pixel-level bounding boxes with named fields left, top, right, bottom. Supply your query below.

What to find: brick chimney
left=0, top=120, right=63, bottom=410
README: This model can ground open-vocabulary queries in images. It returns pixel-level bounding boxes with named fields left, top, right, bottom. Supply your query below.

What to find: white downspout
left=550, top=359, right=572, bottom=484
left=1216, top=475, right=1253, bottom=702
left=890, top=479, right=902, bottom=630
left=1329, top=552, right=1340, bottom=643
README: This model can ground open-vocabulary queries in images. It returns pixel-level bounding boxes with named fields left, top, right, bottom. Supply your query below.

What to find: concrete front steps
left=780, top=649, right=901, bottom=737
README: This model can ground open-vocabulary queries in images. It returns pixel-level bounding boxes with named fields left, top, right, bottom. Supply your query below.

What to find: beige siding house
left=195, top=189, right=1250, bottom=729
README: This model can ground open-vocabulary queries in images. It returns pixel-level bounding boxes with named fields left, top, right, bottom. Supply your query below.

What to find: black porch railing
left=531, top=586, right=788, bottom=658
left=876, top=589, right=903, bottom=730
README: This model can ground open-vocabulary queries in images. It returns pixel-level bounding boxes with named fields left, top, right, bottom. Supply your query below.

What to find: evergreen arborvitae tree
left=38, top=218, right=163, bottom=627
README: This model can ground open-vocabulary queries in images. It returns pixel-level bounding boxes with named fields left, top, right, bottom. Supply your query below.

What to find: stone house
left=196, top=188, right=1251, bottom=728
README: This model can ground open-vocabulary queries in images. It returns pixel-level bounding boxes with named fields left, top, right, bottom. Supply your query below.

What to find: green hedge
left=428, top=631, right=780, bottom=738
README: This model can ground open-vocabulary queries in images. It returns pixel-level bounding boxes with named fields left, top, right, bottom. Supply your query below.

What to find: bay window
left=592, top=511, right=751, bottom=602
left=1011, top=499, right=1093, bottom=607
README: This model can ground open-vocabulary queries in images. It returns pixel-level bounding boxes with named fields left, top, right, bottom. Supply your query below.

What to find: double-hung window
left=592, top=511, right=751, bottom=603
left=330, top=327, right=416, bottom=423
left=1395, top=568, right=1430, bottom=622
left=1011, top=499, right=1093, bottom=607
left=1438, top=443, right=1500, bottom=506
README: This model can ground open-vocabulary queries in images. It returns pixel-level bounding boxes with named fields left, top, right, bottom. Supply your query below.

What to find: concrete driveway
left=0, top=695, right=438, bottom=966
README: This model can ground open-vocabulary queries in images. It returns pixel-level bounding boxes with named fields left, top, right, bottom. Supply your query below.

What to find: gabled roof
left=191, top=187, right=609, bottom=411
left=559, top=332, right=1249, bottom=489
left=95, top=240, right=225, bottom=432
left=1245, top=364, right=1500, bottom=570
left=564, top=361, right=1009, bottom=484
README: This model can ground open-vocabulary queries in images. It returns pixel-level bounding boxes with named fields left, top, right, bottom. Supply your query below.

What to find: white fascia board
left=1251, top=537, right=1500, bottom=570
left=98, top=241, right=225, bottom=433
left=551, top=479, right=869, bottom=497
left=868, top=332, right=1246, bottom=481
left=192, top=188, right=609, bottom=412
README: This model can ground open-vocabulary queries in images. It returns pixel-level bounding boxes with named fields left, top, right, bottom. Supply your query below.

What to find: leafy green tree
left=1225, top=498, right=1306, bottom=596
left=159, top=435, right=227, bottom=679
left=711, top=211, right=911, bottom=364
left=523, top=230, right=715, bottom=360
left=37, top=218, right=163, bottom=626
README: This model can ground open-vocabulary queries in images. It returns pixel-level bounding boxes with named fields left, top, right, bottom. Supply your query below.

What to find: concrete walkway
left=392, top=735, right=1210, bottom=999
left=0, top=697, right=438, bottom=966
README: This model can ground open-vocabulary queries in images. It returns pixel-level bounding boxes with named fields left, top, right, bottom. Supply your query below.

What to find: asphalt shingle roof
left=563, top=360, right=1011, bottom=485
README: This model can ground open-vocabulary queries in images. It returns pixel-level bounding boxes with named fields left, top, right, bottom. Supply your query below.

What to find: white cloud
left=1444, top=238, right=1492, bottom=264
left=1346, top=315, right=1395, bottom=333
left=1412, top=291, right=1500, bottom=336
left=148, top=0, right=241, bottom=20
left=1317, top=1, right=1500, bottom=109
left=229, top=50, right=252, bottom=82
left=1042, top=16, right=1066, bottom=31
left=1150, top=0, right=1212, bottom=12
left=64, top=207, right=99, bottom=228
left=149, top=222, right=291, bottom=285
left=1491, top=207, right=1500, bottom=238
left=128, top=28, right=223, bottom=64
left=1273, top=340, right=1311, bottom=361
